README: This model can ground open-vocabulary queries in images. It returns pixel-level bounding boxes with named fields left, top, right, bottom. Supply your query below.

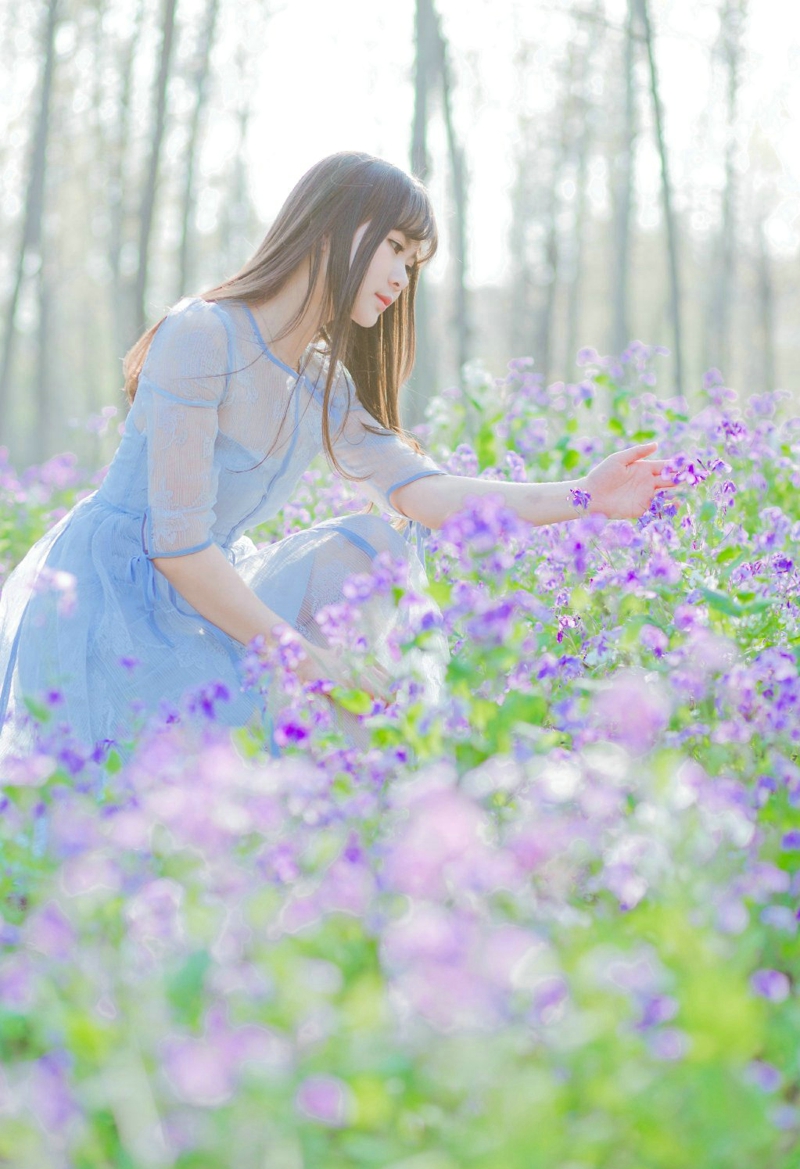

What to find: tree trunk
left=638, top=0, right=685, bottom=396
left=221, top=99, right=254, bottom=276
left=536, top=36, right=587, bottom=386
left=756, top=219, right=776, bottom=392
left=134, top=0, right=179, bottom=338
left=407, top=0, right=440, bottom=425
left=177, top=0, right=220, bottom=300
left=411, top=0, right=438, bottom=183
left=0, top=0, right=61, bottom=438
left=33, top=269, right=53, bottom=462
left=433, top=7, right=470, bottom=380
left=564, top=94, right=592, bottom=378
left=706, top=0, right=747, bottom=376
left=108, top=0, right=146, bottom=361
left=536, top=202, right=559, bottom=386
left=507, top=90, right=535, bottom=361
left=611, top=0, right=638, bottom=357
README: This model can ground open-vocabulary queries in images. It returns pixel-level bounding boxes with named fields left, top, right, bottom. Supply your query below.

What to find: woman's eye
left=389, top=239, right=414, bottom=275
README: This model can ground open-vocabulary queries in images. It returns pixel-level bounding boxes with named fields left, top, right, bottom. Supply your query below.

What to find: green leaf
left=22, top=696, right=50, bottom=724
left=167, top=949, right=212, bottom=1030
left=502, top=692, right=548, bottom=727
left=715, top=545, right=745, bottom=566
left=330, top=686, right=373, bottom=714
left=699, top=587, right=743, bottom=617
left=607, top=416, right=626, bottom=437
left=104, top=749, right=123, bottom=775
left=570, top=585, right=591, bottom=613
left=426, top=579, right=452, bottom=607
left=562, top=448, right=580, bottom=471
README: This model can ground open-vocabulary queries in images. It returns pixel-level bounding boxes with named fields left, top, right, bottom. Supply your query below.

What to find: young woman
left=0, top=151, right=672, bottom=767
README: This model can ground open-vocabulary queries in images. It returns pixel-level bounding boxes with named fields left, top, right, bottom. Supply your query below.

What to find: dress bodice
left=97, top=296, right=444, bottom=557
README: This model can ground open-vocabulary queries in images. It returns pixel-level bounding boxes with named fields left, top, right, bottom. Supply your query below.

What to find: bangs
left=395, top=186, right=438, bottom=263
left=360, top=163, right=438, bottom=267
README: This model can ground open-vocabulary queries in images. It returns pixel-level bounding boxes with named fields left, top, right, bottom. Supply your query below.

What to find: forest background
left=0, top=0, right=797, bottom=468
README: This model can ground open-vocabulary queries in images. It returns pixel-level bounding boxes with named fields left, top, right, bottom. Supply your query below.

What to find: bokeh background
left=1, top=0, right=798, bottom=465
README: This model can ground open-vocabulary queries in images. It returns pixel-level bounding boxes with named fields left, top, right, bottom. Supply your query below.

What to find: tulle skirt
left=0, top=493, right=445, bottom=771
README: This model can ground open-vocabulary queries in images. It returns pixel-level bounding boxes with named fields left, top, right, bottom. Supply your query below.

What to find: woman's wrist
left=571, top=476, right=594, bottom=514
left=518, top=477, right=589, bottom=525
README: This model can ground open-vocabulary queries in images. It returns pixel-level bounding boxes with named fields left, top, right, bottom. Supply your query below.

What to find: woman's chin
left=350, top=309, right=381, bottom=329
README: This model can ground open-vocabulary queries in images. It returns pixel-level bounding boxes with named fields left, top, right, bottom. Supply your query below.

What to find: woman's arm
left=152, top=545, right=387, bottom=693
left=152, top=544, right=288, bottom=651
left=391, top=442, right=673, bottom=529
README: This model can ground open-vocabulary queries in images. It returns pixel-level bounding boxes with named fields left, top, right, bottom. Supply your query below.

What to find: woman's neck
left=250, top=258, right=327, bottom=372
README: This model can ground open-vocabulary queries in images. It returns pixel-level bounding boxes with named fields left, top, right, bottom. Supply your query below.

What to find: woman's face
left=348, top=221, right=421, bottom=327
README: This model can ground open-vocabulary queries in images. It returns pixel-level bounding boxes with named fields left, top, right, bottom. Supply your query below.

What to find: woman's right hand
left=294, top=636, right=392, bottom=704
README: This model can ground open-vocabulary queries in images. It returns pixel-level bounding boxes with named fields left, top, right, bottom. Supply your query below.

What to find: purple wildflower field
left=2, top=345, right=800, bottom=1167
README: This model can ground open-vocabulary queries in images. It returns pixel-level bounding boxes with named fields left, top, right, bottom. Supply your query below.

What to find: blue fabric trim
left=91, top=493, right=139, bottom=518
left=404, top=520, right=432, bottom=569
left=238, top=302, right=342, bottom=422
left=146, top=538, right=214, bottom=560
left=386, top=468, right=447, bottom=499
left=240, top=303, right=303, bottom=379
left=128, top=548, right=174, bottom=648
left=257, top=370, right=303, bottom=505
left=209, top=301, right=236, bottom=403
left=333, top=526, right=378, bottom=561
left=139, top=374, right=219, bottom=408
left=0, top=611, right=26, bottom=733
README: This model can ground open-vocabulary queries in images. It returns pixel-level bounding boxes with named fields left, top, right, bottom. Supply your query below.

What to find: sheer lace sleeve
left=138, top=298, right=232, bottom=558
left=329, top=371, right=445, bottom=517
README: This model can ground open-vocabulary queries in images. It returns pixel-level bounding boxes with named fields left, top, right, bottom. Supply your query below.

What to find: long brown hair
left=122, top=151, right=438, bottom=476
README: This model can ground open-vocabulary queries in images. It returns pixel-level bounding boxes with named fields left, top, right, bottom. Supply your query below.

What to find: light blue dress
left=0, top=296, right=446, bottom=766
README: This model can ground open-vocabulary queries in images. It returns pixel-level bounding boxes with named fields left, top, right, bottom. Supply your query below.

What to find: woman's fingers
left=300, top=642, right=391, bottom=703
left=619, top=441, right=659, bottom=465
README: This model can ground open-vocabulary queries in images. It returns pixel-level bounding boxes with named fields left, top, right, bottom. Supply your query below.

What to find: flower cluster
left=2, top=349, right=800, bottom=1164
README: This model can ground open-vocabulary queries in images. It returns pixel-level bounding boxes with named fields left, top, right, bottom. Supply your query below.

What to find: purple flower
left=569, top=488, right=591, bottom=511
left=637, top=994, right=679, bottom=1029
left=591, top=670, right=671, bottom=755
left=163, top=1036, right=236, bottom=1107
left=465, top=598, right=517, bottom=645
left=640, top=624, right=668, bottom=658
left=744, top=1060, right=783, bottom=1093
left=769, top=1105, right=800, bottom=1131
left=274, top=715, right=310, bottom=748
left=295, top=1075, right=350, bottom=1127
left=703, top=367, right=726, bottom=390
left=750, top=968, right=791, bottom=1002
left=28, top=1050, right=79, bottom=1131
left=647, top=1028, right=690, bottom=1061
left=185, top=680, right=231, bottom=720
left=22, top=901, right=75, bottom=960
left=760, top=906, right=797, bottom=933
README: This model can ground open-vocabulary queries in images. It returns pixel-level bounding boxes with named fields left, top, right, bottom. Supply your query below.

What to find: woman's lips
left=375, top=294, right=391, bottom=308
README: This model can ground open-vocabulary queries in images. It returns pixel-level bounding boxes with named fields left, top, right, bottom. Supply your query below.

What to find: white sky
left=244, top=0, right=800, bottom=286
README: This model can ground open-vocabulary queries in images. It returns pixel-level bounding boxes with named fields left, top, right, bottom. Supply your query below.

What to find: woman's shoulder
left=151, top=296, right=238, bottom=359
left=163, top=295, right=234, bottom=333
left=141, top=297, right=235, bottom=399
